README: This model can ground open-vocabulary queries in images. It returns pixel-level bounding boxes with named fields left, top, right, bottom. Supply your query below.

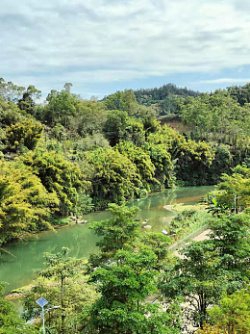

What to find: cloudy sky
left=1, top=0, right=250, bottom=99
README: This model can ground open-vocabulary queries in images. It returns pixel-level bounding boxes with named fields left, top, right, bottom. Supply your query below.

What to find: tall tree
left=0, top=160, right=58, bottom=243
left=17, top=85, right=41, bottom=115
left=82, top=250, right=181, bottom=334
left=207, top=289, right=250, bottom=334
left=20, top=149, right=84, bottom=216
left=42, top=85, right=79, bottom=126
left=86, top=147, right=141, bottom=204
left=103, top=110, right=129, bottom=146
left=160, top=241, right=226, bottom=328
left=89, top=202, right=140, bottom=268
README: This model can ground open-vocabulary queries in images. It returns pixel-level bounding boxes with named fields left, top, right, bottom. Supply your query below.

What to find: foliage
left=103, top=109, right=129, bottom=146
left=86, top=147, right=141, bottom=203
left=82, top=250, right=181, bottom=334
left=104, top=89, right=137, bottom=115
left=196, top=323, right=227, bottom=334
left=147, top=124, right=185, bottom=154
left=134, top=83, right=200, bottom=115
left=0, top=282, right=37, bottom=334
left=116, top=141, right=156, bottom=190
left=207, top=289, right=250, bottom=334
left=70, top=100, right=108, bottom=137
left=168, top=209, right=209, bottom=238
left=22, top=248, right=97, bottom=333
left=0, top=78, right=25, bottom=102
left=125, top=118, right=145, bottom=146
left=41, top=84, right=80, bottom=126
left=208, top=213, right=250, bottom=275
left=175, top=140, right=215, bottom=185
left=89, top=202, right=140, bottom=267
left=146, top=143, right=174, bottom=187
left=228, top=82, right=250, bottom=106
left=17, top=85, right=41, bottom=114
left=160, top=241, right=227, bottom=328
left=138, top=232, right=170, bottom=269
left=0, top=100, right=24, bottom=127
left=179, top=91, right=250, bottom=152
left=20, top=149, right=84, bottom=215
left=214, top=165, right=250, bottom=211
left=4, top=119, right=43, bottom=152
left=0, top=160, right=58, bottom=243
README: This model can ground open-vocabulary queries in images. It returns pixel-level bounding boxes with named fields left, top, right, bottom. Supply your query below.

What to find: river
left=0, top=186, right=212, bottom=293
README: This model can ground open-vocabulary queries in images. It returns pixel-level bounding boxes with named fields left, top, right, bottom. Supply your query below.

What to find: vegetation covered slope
left=0, top=78, right=250, bottom=245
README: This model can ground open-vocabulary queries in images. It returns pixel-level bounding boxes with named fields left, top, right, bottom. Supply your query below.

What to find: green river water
left=0, top=186, right=212, bottom=293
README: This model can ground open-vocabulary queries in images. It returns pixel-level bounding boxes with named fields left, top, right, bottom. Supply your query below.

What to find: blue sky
left=1, top=0, right=250, bottom=99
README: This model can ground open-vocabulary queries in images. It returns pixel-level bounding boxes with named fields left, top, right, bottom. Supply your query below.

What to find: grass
left=168, top=208, right=211, bottom=246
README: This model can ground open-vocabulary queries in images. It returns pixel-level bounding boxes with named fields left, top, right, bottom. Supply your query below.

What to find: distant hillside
left=134, top=83, right=201, bottom=116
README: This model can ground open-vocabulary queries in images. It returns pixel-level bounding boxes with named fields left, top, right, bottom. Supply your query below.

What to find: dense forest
left=0, top=78, right=250, bottom=333
left=0, top=78, right=250, bottom=243
left=133, top=83, right=201, bottom=115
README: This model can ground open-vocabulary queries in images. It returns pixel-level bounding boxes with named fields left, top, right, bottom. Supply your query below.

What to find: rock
left=143, top=225, right=152, bottom=229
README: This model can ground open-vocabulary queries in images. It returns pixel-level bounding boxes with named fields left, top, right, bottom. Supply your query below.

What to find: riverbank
left=0, top=186, right=213, bottom=294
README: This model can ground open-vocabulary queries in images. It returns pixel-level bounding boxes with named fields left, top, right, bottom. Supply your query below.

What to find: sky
left=1, top=0, right=250, bottom=99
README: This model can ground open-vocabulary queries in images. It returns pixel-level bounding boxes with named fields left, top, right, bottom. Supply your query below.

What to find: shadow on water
left=0, top=186, right=213, bottom=293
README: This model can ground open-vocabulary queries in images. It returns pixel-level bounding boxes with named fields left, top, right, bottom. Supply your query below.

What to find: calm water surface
left=0, top=186, right=212, bottom=293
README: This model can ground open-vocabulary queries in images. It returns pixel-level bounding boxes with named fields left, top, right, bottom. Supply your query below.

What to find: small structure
left=161, top=230, right=168, bottom=236
left=36, top=297, right=60, bottom=334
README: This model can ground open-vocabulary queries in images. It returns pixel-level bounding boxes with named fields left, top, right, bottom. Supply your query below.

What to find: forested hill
left=1, top=78, right=250, bottom=333
left=0, top=77, right=250, bottom=246
left=133, top=83, right=201, bottom=115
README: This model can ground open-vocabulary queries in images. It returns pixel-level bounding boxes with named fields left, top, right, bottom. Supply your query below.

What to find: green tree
left=208, top=213, right=250, bottom=275
left=116, top=141, right=156, bottom=190
left=89, top=202, right=140, bottom=267
left=42, top=85, right=80, bottom=126
left=71, top=100, right=107, bottom=137
left=175, top=140, right=215, bottom=185
left=146, top=143, right=174, bottom=187
left=4, top=119, right=43, bottom=152
left=20, top=150, right=84, bottom=216
left=0, top=160, right=58, bottom=243
left=86, top=147, right=141, bottom=203
left=125, top=118, right=145, bottom=146
left=215, top=165, right=250, bottom=212
left=82, top=250, right=181, bottom=334
left=0, top=100, right=24, bottom=127
left=17, top=85, right=41, bottom=115
left=104, top=90, right=137, bottom=115
left=228, top=82, right=250, bottom=106
left=138, top=232, right=170, bottom=269
left=103, top=110, right=129, bottom=146
left=208, top=289, right=250, bottom=334
left=0, top=282, right=37, bottom=334
left=0, top=78, right=25, bottom=102
left=22, top=248, right=97, bottom=334
left=161, top=241, right=225, bottom=328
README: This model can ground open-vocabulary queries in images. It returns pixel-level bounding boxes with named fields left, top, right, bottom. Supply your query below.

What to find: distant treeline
left=133, top=83, right=200, bottom=115
left=130, top=82, right=250, bottom=118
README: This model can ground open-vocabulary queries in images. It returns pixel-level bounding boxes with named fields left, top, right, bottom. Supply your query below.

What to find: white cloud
left=199, top=78, right=250, bottom=84
left=1, top=0, right=250, bottom=96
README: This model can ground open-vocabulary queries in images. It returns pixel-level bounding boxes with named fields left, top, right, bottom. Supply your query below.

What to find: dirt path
left=172, top=229, right=212, bottom=259
left=192, top=229, right=211, bottom=242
